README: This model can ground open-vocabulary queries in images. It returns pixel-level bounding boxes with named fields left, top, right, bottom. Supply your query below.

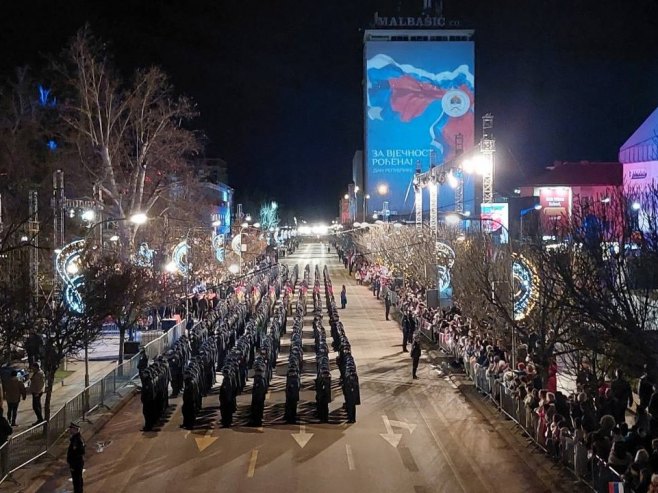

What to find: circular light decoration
left=512, top=253, right=539, bottom=321
left=435, top=242, right=455, bottom=293
left=172, top=240, right=189, bottom=275
left=55, top=239, right=86, bottom=314
left=212, top=234, right=225, bottom=263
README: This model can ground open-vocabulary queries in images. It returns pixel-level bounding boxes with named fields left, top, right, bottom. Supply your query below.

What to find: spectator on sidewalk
left=28, top=363, right=45, bottom=425
left=4, top=371, right=26, bottom=427
left=638, top=366, right=654, bottom=413
left=611, top=369, right=633, bottom=424
left=340, top=285, right=347, bottom=309
left=25, top=330, right=43, bottom=366
left=67, top=422, right=85, bottom=493
left=410, top=335, right=421, bottom=379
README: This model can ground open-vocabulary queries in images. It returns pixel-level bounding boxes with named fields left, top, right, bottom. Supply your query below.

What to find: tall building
left=363, top=4, right=476, bottom=219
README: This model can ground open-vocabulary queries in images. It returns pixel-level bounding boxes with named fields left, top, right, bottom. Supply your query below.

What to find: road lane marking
left=345, top=444, right=356, bottom=470
left=410, top=392, right=467, bottom=493
left=247, top=449, right=258, bottom=478
left=380, top=415, right=402, bottom=447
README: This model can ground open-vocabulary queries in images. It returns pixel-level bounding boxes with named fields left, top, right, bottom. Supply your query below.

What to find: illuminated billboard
left=538, top=187, right=572, bottom=230
left=481, top=202, right=509, bottom=243
left=365, top=39, right=475, bottom=216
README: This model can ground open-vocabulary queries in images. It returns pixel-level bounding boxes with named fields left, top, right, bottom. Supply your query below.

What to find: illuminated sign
left=629, top=169, right=648, bottom=180
left=365, top=40, right=475, bottom=215
left=480, top=202, right=509, bottom=243
left=538, top=187, right=572, bottom=229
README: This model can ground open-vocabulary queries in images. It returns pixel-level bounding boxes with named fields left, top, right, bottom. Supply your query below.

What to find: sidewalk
left=10, top=359, right=117, bottom=430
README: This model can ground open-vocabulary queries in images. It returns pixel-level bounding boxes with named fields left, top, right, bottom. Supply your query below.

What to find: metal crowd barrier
left=418, top=320, right=435, bottom=343
left=0, top=319, right=187, bottom=483
left=456, top=347, right=627, bottom=492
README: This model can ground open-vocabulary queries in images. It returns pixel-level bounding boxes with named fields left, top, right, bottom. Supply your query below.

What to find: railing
left=0, top=319, right=187, bottom=483
left=436, top=331, right=628, bottom=493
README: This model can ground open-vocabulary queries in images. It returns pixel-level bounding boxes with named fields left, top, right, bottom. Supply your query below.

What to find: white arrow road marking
left=194, top=427, right=218, bottom=452
left=388, top=419, right=417, bottom=435
left=380, top=415, right=402, bottom=448
left=247, top=448, right=259, bottom=478
left=345, top=444, right=356, bottom=470
left=292, top=424, right=314, bottom=448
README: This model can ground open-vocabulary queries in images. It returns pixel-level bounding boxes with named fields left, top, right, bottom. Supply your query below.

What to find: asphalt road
left=33, top=241, right=573, bottom=493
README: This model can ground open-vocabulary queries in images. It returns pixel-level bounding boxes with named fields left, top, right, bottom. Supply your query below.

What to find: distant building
left=518, top=160, right=622, bottom=233
left=619, top=106, right=658, bottom=191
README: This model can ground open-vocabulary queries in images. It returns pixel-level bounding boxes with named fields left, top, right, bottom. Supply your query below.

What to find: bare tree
left=81, top=250, right=158, bottom=363
left=58, top=28, right=201, bottom=252
left=40, top=297, right=103, bottom=421
left=545, top=187, right=658, bottom=376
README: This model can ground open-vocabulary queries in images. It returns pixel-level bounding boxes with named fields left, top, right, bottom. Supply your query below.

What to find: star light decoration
left=512, top=253, right=539, bottom=321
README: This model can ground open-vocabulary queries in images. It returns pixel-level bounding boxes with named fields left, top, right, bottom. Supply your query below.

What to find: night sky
left=1, top=0, right=657, bottom=220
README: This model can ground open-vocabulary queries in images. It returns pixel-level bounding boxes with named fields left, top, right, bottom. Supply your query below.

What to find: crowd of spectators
left=339, top=244, right=658, bottom=492
left=437, top=312, right=658, bottom=493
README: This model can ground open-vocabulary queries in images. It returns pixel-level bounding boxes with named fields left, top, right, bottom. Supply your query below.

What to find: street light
left=520, top=204, right=543, bottom=240
left=344, top=194, right=349, bottom=200
left=377, top=184, right=388, bottom=195
left=129, top=212, right=148, bottom=225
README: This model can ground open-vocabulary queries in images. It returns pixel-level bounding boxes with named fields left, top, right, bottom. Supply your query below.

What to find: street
left=32, top=242, right=566, bottom=493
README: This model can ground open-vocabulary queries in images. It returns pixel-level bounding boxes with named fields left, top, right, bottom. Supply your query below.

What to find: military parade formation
left=136, top=259, right=360, bottom=434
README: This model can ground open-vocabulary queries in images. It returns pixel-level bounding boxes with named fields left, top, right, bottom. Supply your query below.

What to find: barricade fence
left=437, top=332, right=626, bottom=493
left=0, top=319, right=188, bottom=483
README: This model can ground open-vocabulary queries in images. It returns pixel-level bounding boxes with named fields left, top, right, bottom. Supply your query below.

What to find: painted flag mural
left=365, top=40, right=475, bottom=216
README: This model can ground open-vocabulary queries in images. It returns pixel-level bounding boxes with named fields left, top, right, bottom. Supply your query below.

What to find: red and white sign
left=538, top=187, right=572, bottom=227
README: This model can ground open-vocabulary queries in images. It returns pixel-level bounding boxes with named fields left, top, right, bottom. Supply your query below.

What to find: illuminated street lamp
left=377, top=184, right=388, bottom=195
left=129, top=212, right=148, bottom=225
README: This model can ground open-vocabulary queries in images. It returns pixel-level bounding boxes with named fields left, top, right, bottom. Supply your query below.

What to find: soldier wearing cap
left=67, top=422, right=85, bottom=493
left=250, top=358, right=267, bottom=426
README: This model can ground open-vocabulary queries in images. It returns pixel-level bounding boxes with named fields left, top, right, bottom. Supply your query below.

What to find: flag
left=608, top=482, right=624, bottom=493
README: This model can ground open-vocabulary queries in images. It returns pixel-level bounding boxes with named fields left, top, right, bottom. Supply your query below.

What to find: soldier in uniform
left=285, top=366, right=300, bottom=424
left=316, top=370, right=332, bottom=423
left=411, top=335, right=422, bottom=379
left=219, top=369, right=235, bottom=427
left=181, top=373, right=196, bottom=429
left=344, top=371, right=360, bottom=423
left=67, top=422, right=85, bottom=493
left=250, top=361, right=267, bottom=427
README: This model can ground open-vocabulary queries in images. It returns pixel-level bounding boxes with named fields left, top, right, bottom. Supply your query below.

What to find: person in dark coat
left=638, top=367, right=654, bottom=412
left=384, top=291, right=392, bottom=321
left=67, top=422, right=85, bottom=493
left=0, top=413, right=12, bottom=475
left=610, top=370, right=633, bottom=424
left=285, top=369, right=300, bottom=424
left=344, top=372, right=360, bottom=423
left=411, top=336, right=422, bottom=379
left=340, top=286, right=347, bottom=309
left=315, top=371, right=332, bottom=423
left=250, top=372, right=267, bottom=427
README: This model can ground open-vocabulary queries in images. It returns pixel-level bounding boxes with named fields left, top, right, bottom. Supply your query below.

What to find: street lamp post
left=519, top=204, right=543, bottom=240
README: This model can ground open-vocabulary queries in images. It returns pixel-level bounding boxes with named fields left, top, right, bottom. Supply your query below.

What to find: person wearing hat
left=67, top=422, right=85, bottom=493
left=28, top=362, right=45, bottom=425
